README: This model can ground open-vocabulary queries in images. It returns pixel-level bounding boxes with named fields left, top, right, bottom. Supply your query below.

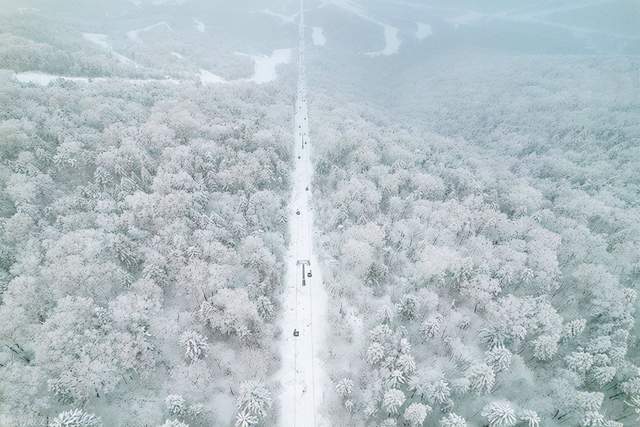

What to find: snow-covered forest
left=0, top=71, right=295, bottom=425
left=1, top=0, right=639, bottom=426
left=312, top=56, right=640, bottom=426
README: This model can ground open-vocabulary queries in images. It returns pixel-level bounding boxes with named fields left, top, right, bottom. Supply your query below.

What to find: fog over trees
left=312, top=58, right=640, bottom=424
left=0, top=0, right=639, bottom=426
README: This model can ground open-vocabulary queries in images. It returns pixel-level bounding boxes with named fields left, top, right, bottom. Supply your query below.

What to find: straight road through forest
left=278, top=1, right=328, bottom=426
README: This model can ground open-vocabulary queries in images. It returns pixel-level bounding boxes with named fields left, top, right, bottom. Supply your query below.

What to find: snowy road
left=278, top=1, right=328, bottom=426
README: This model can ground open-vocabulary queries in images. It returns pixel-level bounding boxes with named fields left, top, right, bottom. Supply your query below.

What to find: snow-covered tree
left=565, top=351, right=594, bottom=375
left=466, top=363, right=495, bottom=394
left=235, top=410, right=258, bottom=427
left=345, top=399, right=354, bottom=413
left=386, top=368, right=407, bottom=388
left=574, top=391, right=605, bottom=414
left=336, top=378, right=354, bottom=397
left=429, top=379, right=452, bottom=405
left=397, top=294, right=419, bottom=320
left=485, top=347, right=512, bottom=373
left=403, top=402, right=431, bottom=426
left=624, top=394, right=640, bottom=422
left=382, top=388, right=405, bottom=415
left=519, top=409, right=540, bottom=427
left=369, top=323, right=393, bottom=342
left=380, top=418, right=398, bottom=427
left=481, top=400, right=517, bottom=427
left=165, top=394, right=186, bottom=415
left=591, top=366, right=616, bottom=386
left=581, top=411, right=609, bottom=427
left=51, top=409, right=102, bottom=427
left=256, top=296, right=275, bottom=321
left=237, top=380, right=272, bottom=419
left=421, top=313, right=443, bottom=339
left=367, top=342, right=386, bottom=365
left=397, top=354, right=416, bottom=375
left=532, top=334, right=559, bottom=361
left=461, top=274, right=500, bottom=310
left=180, top=330, right=208, bottom=363
left=159, top=420, right=189, bottom=427
left=199, top=288, right=262, bottom=344
left=563, top=319, right=587, bottom=339
left=440, top=413, right=467, bottom=427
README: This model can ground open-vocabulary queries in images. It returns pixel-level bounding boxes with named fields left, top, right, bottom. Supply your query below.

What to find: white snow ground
left=312, top=27, right=326, bottom=46
left=15, top=72, right=94, bottom=85
left=82, top=33, right=140, bottom=67
left=233, top=49, right=292, bottom=84
left=198, top=49, right=291, bottom=85
left=278, top=1, right=328, bottom=425
left=14, top=71, right=179, bottom=86
left=82, top=32, right=111, bottom=50
left=446, top=11, right=484, bottom=29
left=324, top=0, right=401, bottom=56
left=193, top=18, right=206, bottom=32
left=198, top=69, right=229, bottom=85
left=365, top=24, right=401, bottom=56
left=16, top=48, right=290, bottom=87
left=249, top=49, right=292, bottom=83
left=126, top=21, right=174, bottom=43
left=416, top=22, right=433, bottom=40
left=261, top=8, right=299, bottom=24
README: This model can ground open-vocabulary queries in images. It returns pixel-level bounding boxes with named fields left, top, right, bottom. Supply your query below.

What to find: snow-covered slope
left=82, top=33, right=140, bottom=67
left=261, top=8, right=299, bottom=24
left=193, top=18, right=206, bottom=32
left=14, top=71, right=179, bottom=85
left=126, top=21, right=174, bottom=43
left=278, top=1, right=328, bottom=425
left=322, top=0, right=401, bottom=56
left=415, top=22, right=433, bottom=40
left=312, top=27, right=327, bottom=46
left=199, top=49, right=291, bottom=85
left=365, top=24, right=400, bottom=57
left=242, top=49, right=292, bottom=84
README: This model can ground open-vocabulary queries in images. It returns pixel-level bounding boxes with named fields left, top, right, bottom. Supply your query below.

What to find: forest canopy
left=0, top=73, right=293, bottom=426
left=310, top=55, right=640, bottom=426
left=1, top=0, right=639, bottom=426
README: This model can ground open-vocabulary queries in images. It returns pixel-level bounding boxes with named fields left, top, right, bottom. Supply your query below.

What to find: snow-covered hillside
left=1, top=0, right=639, bottom=426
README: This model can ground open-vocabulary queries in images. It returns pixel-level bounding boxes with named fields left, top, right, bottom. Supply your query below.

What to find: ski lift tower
left=297, top=259, right=310, bottom=286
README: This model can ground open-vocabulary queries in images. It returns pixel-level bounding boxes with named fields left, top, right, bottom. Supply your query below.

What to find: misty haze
left=0, top=0, right=639, bottom=426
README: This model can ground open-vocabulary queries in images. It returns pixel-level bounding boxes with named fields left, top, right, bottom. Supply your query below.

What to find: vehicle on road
left=296, top=210, right=300, bottom=215
left=307, top=270, right=312, bottom=278
left=293, top=329, right=300, bottom=337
